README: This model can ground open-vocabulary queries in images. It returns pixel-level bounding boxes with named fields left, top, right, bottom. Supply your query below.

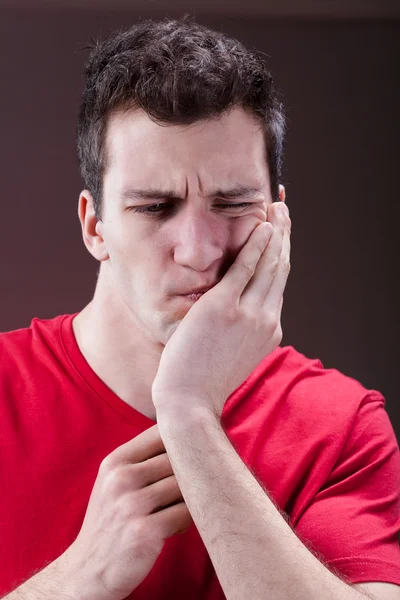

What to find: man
left=0, top=15, right=399, bottom=600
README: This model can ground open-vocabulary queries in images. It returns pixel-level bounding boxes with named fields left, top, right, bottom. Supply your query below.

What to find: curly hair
left=76, top=14, right=286, bottom=219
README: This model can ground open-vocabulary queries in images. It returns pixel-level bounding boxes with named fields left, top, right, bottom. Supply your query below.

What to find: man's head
left=75, top=16, right=286, bottom=345
left=76, top=15, right=286, bottom=218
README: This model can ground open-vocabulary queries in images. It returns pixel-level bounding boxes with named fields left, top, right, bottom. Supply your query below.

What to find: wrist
left=156, top=402, right=223, bottom=445
left=155, top=398, right=219, bottom=426
left=58, top=547, right=114, bottom=600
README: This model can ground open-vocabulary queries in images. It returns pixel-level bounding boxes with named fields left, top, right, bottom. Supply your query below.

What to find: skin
left=74, top=105, right=285, bottom=421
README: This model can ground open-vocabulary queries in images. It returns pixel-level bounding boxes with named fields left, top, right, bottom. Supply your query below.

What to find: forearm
left=157, top=406, right=370, bottom=600
left=2, top=553, right=98, bottom=600
left=2, top=556, right=70, bottom=600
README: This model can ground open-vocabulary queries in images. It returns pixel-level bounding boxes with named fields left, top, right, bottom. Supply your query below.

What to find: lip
left=179, top=284, right=215, bottom=295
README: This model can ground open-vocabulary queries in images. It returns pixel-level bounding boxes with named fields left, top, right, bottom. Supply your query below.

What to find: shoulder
left=0, top=313, right=71, bottom=375
left=0, top=323, right=34, bottom=365
left=229, top=344, right=382, bottom=421
left=223, top=344, right=388, bottom=467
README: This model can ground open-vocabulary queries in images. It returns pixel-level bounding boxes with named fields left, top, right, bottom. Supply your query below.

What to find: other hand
left=61, top=425, right=192, bottom=600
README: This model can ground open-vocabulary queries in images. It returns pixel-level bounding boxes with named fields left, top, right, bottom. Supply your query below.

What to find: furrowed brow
left=121, top=188, right=180, bottom=202
left=213, top=185, right=261, bottom=200
left=120, top=184, right=262, bottom=203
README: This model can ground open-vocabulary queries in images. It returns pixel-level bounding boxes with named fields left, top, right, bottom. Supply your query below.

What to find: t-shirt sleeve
left=294, top=393, right=400, bottom=585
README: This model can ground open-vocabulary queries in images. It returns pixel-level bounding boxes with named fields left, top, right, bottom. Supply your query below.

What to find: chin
left=161, top=318, right=183, bottom=345
left=142, top=298, right=189, bottom=346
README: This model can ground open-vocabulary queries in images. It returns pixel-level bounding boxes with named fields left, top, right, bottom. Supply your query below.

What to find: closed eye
left=129, top=202, right=254, bottom=215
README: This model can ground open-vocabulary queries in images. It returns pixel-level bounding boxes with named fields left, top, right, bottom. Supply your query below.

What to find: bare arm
left=156, top=406, right=374, bottom=600
left=1, top=552, right=101, bottom=600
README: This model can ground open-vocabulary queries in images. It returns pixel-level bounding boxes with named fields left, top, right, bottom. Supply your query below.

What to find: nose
left=172, top=212, right=224, bottom=272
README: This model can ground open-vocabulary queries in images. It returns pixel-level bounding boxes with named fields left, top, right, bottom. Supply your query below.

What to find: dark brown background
left=0, top=2, right=399, bottom=438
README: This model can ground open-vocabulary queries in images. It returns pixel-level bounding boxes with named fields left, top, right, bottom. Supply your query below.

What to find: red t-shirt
left=0, top=313, right=399, bottom=598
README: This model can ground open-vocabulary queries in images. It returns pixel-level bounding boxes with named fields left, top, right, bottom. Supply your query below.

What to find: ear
left=78, top=190, right=109, bottom=262
left=279, top=184, right=286, bottom=202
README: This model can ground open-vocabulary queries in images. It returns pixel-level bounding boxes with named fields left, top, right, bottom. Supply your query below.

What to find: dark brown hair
left=76, top=15, right=286, bottom=219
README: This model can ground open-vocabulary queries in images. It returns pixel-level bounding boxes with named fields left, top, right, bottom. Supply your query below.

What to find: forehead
left=104, top=106, right=268, bottom=186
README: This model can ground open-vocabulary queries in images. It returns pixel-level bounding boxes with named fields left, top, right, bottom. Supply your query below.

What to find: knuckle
left=140, top=476, right=177, bottom=512
left=116, top=494, right=136, bottom=520
left=262, top=309, right=276, bottom=325
left=282, top=258, right=291, bottom=274
left=274, top=325, right=283, bottom=344
left=270, top=258, right=280, bottom=273
left=128, top=518, right=157, bottom=553
left=103, top=465, right=130, bottom=496
left=262, top=312, right=279, bottom=335
left=241, top=262, right=256, bottom=276
left=107, top=471, right=125, bottom=495
left=131, top=517, right=148, bottom=538
left=129, top=461, right=148, bottom=487
left=242, top=308, right=258, bottom=325
left=99, top=455, right=115, bottom=474
left=223, top=304, right=239, bottom=322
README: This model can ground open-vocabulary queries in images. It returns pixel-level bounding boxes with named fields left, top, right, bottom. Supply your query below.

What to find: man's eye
left=130, top=202, right=253, bottom=215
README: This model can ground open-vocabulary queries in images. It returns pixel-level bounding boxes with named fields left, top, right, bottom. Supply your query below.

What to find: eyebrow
left=120, top=184, right=263, bottom=203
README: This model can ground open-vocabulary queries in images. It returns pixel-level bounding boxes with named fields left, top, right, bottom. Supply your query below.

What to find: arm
left=1, top=553, right=97, bottom=600
left=156, top=405, right=374, bottom=600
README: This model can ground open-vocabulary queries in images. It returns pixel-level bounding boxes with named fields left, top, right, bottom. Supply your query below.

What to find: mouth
left=181, top=292, right=205, bottom=302
left=179, top=284, right=215, bottom=296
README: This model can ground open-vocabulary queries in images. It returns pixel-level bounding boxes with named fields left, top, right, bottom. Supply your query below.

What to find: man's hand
left=61, top=424, right=192, bottom=600
left=152, top=200, right=291, bottom=418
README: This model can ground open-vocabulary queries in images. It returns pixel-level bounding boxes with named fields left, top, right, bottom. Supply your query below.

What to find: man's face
left=98, top=106, right=272, bottom=345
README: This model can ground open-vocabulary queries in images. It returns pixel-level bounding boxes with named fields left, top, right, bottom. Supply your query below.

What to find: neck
left=72, top=276, right=163, bottom=422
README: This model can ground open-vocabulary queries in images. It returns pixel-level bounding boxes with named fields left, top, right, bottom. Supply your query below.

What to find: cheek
left=105, top=218, right=144, bottom=260
left=228, top=208, right=267, bottom=250
left=219, top=211, right=266, bottom=277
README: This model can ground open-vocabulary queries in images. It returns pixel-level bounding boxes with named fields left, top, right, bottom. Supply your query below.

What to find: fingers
left=149, top=500, right=193, bottom=540
left=218, top=221, right=273, bottom=303
left=140, top=474, right=184, bottom=514
left=132, top=452, right=174, bottom=487
left=266, top=210, right=291, bottom=314
left=241, top=201, right=289, bottom=308
left=107, top=424, right=165, bottom=468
